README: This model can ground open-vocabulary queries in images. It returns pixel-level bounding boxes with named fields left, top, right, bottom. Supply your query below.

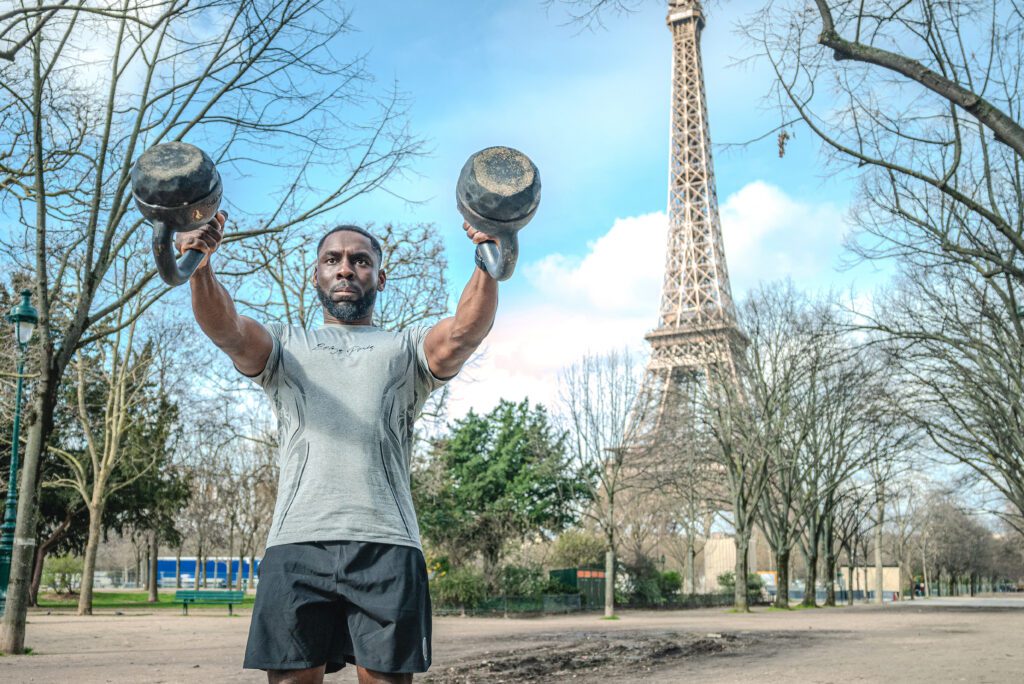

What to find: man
left=180, top=213, right=498, bottom=684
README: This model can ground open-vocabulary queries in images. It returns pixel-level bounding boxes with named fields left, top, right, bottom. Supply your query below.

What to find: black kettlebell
left=131, top=142, right=226, bottom=286
left=456, top=146, right=541, bottom=281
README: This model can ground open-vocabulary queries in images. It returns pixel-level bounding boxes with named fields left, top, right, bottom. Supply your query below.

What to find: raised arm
left=423, top=222, right=500, bottom=379
left=180, top=212, right=274, bottom=377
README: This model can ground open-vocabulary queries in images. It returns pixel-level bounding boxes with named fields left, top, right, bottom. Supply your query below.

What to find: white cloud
left=445, top=182, right=849, bottom=419
left=523, top=212, right=668, bottom=315
left=719, top=181, right=848, bottom=295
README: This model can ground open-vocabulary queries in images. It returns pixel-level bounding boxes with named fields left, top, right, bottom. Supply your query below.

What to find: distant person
left=179, top=214, right=499, bottom=684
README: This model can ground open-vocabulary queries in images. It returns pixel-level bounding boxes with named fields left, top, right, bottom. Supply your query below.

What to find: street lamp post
left=0, top=290, right=38, bottom=616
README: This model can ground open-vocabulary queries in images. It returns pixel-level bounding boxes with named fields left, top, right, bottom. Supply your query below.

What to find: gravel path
left=1, top=596, right=1021, bottom=683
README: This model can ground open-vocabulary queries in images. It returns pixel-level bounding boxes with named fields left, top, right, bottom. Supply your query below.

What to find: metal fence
left=618, top=592, right=745, bottom=610
left=434, top=593, right=583, bottom=617
left=433, top=591, right=749, bottom=616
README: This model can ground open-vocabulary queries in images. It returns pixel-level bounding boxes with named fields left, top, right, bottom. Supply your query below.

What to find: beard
left=316, top=281, right=377, bottom=323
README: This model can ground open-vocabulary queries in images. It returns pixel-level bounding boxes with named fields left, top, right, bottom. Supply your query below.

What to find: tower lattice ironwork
left=643, top=0, right=745, bottom=423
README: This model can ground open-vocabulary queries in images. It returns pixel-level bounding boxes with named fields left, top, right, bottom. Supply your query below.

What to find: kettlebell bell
left=456, top=146, right=541, bottom=281
left=131, top=142, right=226, bottom=286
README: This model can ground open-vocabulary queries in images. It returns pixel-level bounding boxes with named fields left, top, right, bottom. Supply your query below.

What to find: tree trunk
left=774, top=548, right=790, bottom=608
left=148, top=531, right=159, bottom=603
left=824, top=550, right=837, bottom=607
left=686, top=533, right=696, bottom=595
left=1, top=395, right=57, bottom=654
left=846, top=556, right=854, bottom=606
left=801, top=543, right=818, bottom=608
left=193, top=542, right=202, bottom=590
left=30, top=545, right=47, bottom=608
left=603, top=547, right=615, bottom=617
left=30, top=513, right=73, bottom=606
left=77, top=502, right=105, bottom=616
left=734, top=533, right=750, bottom=612
left=873, top=521, right=884, bottom=605
left=133, top=542, right=142, bottom=589
left=238, top=550, right=245, bottom=591
left=823, top=517, right=836, bottom=607
left=175, top=547, right=182, bottom=589
left=227, top=522, right=235, bottom=591
left=143, top=541, right=150, bottom=591
left=201, top=552, right=207, bottom=588
left=250, top=552, right=257, bottom=592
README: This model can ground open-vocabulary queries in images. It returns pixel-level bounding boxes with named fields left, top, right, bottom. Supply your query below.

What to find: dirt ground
left=1, top=596, right=1022, bottom=683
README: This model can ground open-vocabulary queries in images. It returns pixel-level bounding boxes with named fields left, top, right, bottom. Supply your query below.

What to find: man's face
left=312, top=231, right=385, bottom=323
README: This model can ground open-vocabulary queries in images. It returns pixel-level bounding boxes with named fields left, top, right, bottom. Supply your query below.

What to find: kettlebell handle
left=475, top=233, right=519, bottom=282
left=151, top=211, right=227, bottom=286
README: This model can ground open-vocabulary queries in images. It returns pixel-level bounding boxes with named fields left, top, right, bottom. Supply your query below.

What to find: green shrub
left=499, top=564, right=545, bottom=597
left=431, top=567, right=487, bottom=610
left=717, top=571, right=764, bottom=602
left=42, top=555, right=83, bottom=594
left=543, top=577, right=579, bottom=595
left=550, top=530, right=606, bottom=569
left=658, top=570, right=683, bottom=597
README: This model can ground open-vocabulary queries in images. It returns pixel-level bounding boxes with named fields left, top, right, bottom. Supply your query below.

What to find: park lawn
left=36, top=590, right=255, bottom=610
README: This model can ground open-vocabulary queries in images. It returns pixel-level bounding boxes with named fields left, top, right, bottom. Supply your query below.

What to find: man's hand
left=463, top=221, right=495, bottom=245
left=176, top=211, right=226, bottom=271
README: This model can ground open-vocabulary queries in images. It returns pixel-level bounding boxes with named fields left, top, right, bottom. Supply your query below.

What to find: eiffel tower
left=643, top=0, right=745, bottom=423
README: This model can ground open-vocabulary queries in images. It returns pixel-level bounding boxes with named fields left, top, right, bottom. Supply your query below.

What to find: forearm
left=451, top=266, right=498, bottom=348
left=189, top=265, right=246, bottom=352
left=427, top=266, right=498, bottom=378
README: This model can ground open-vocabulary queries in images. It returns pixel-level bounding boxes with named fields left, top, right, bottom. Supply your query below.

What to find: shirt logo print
left=313, top=343, right=375, bottom=357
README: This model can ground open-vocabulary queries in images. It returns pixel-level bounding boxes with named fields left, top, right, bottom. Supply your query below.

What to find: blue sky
left=313, top=0, right=883, bottom=416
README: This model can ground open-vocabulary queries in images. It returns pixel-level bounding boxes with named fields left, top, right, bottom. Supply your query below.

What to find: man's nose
left=337, top=258, right=354, bottom=277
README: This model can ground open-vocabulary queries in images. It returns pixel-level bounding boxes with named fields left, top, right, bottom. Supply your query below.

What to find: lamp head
left=6, top=289, right=38, bottom=349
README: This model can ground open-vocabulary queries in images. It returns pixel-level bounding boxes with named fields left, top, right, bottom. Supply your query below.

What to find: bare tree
left=741, top=1, right=1024, bottom=532
left=830, top=482, right=872, bottom=605
left=0, top=0, right=176, bottom=62
left=741, top=283, right=834, bottom=608
left=701, top=366, right=770, bottom=612
left=886, top=479, right=926, bottom=601
left=869, top=270, right=1024, bottom=535
left=559, top=349, right=651, bottom=618
left=44, top=280, right=173, bottom=615
left=0, top=0, right=421, bottom=652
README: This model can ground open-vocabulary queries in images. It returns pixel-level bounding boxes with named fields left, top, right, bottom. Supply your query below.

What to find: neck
left=322, top=309, right=374, bottom=326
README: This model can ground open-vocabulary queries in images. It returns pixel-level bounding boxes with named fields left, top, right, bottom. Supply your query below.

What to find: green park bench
left=174, top=590, right=245, bottom=616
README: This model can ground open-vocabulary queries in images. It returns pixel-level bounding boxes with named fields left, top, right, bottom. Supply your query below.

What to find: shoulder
left=398, top=326, right=432, bottom=349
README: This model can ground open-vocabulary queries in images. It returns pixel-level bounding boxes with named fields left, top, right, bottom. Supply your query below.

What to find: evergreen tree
left=415, top=400, right=592, bottom=583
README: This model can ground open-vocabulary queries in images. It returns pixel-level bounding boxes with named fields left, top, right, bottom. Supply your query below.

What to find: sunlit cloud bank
left=720, top=180, right=847, bottom=295
left=444, top=181, right=850, bottom=419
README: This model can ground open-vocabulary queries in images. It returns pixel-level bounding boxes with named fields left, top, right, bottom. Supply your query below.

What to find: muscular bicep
left=226, top=315, right=274, bottom=377
left=423, top=317, right=466, bottom=380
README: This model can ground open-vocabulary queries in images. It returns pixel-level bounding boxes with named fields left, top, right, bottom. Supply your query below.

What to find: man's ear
left=310, top=265, right=318, bottom=289
left=377, top=269, right=387, bottom=292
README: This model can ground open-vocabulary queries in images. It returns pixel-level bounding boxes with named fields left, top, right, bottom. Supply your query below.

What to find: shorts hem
left=242, top=658, right=340, bottom=672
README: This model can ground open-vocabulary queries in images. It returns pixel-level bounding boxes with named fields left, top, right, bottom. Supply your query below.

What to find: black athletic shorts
left=242, top=541, right=432, bottom=674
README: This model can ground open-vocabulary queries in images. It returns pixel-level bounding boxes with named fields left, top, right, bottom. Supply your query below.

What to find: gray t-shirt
left=248, top=323, right=446, bottom=551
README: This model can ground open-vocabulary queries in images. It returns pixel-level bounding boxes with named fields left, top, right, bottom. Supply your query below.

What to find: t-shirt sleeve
left=411, top=326, right=452, bottom=393
left=238, top=323, right=285, bottom=388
